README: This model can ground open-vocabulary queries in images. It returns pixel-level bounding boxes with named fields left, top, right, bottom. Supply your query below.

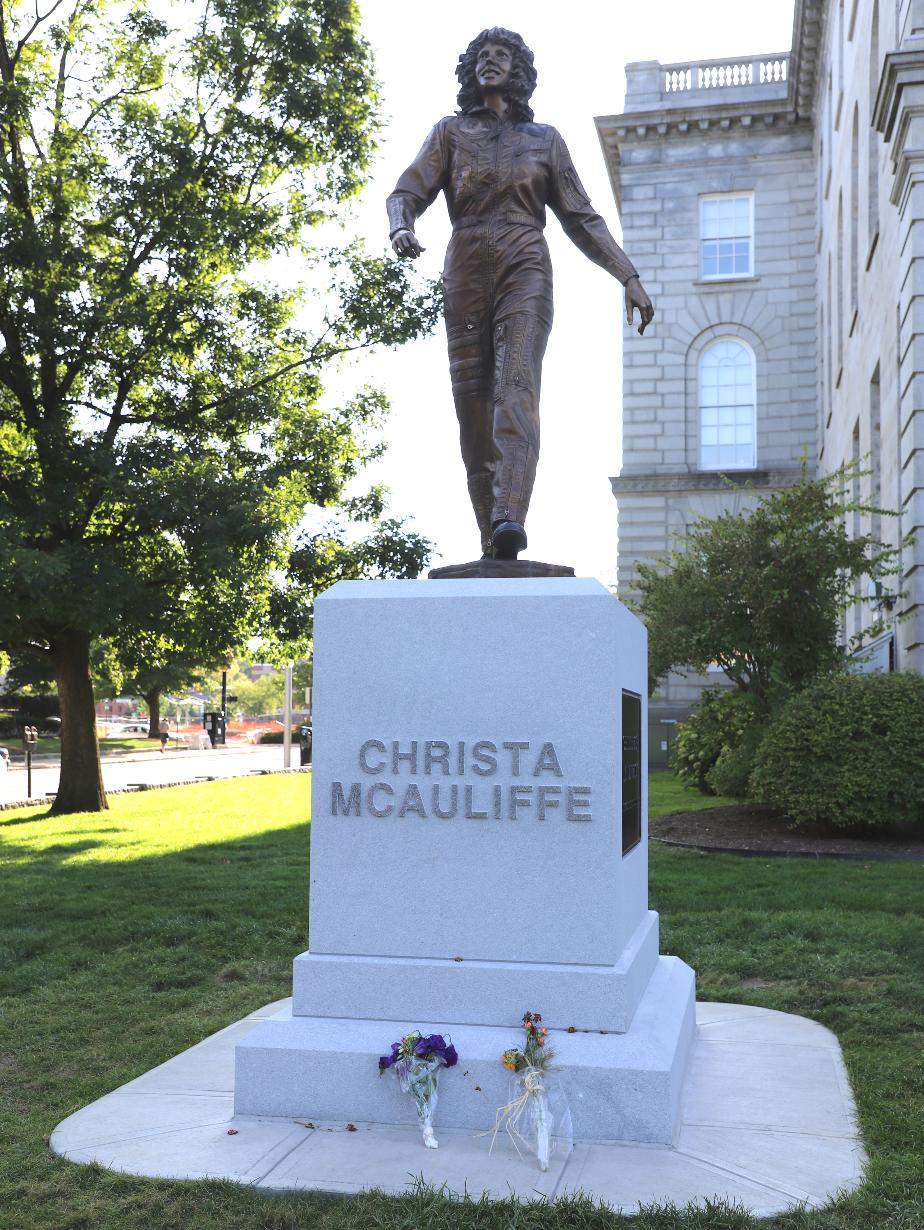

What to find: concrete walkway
left=50, top=1001, right=865, bottom=1214
left=1, top=744, right=301, bottom=806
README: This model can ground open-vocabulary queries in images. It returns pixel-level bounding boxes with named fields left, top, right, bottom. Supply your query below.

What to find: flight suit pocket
left=560, top=165, right=591, bottom=211
left=449, top=139, right=481, bottom=199
left=447, top=317, right=485, bottom=395
left=510, top=315, right=536, bottom=393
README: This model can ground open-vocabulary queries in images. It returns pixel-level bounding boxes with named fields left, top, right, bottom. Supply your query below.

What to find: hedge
left=751, top=671, right=924, bottom=828
left=672, top=688, right=757, bottom=795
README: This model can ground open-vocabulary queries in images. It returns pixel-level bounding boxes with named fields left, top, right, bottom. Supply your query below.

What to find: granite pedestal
left=235, top=579, right=695, bottom=1143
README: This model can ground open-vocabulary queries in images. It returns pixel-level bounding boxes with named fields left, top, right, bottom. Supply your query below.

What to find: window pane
left=701, top=195, right=753, bottom=275
left=699, top=340, right=754, bottom=469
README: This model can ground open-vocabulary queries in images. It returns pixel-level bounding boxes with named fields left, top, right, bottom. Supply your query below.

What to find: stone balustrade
left=663, top=54, right=789, bottom=95
left=622, top=54, right=791, bottom=111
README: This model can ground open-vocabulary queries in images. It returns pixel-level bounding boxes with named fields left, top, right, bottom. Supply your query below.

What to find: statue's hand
left=625, top=277, right=654, bottom=336
left=391, top=228, right=425, bottom=259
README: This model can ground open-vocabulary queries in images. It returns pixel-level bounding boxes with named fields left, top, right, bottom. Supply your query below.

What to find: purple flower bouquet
left=379, top=1031, right=458, bottom=1148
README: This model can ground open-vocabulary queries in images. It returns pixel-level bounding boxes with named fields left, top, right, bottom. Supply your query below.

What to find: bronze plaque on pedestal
left=622, top=690, right=642, bottom=856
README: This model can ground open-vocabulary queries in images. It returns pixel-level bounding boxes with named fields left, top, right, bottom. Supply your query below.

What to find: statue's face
left=475, top=41, right=513, bottom=95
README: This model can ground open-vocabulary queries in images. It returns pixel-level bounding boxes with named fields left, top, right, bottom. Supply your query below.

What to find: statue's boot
left=491, top=518, right=528, bottom=559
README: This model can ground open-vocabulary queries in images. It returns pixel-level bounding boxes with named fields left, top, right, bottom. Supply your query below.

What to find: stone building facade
left=597, top=0, right=924, bottom=760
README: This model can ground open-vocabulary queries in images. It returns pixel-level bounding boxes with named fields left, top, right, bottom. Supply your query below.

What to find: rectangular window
left=700, top=193, right=754, bottom=279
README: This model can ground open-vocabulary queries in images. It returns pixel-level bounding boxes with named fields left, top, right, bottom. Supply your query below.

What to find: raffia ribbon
left=482, top=1065, right=546, bottom=1159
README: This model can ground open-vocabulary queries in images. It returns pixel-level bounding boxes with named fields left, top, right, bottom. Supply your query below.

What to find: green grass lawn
left=6, top=735, right=164, bottom=757
left=648, top=770, right=736, bottom=816
left=97, top=736, right=166, bottom=753
left=0, top=777, right=921, bottom=1229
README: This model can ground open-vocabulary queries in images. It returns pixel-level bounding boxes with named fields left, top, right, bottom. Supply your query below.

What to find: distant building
left=243, top=663, right=276, bottom=679
left=597, top=0, right=923, bottom=761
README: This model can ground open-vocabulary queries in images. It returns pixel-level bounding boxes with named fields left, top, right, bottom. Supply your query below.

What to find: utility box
left=203, top=712, right=225, bottom=747
left=298, top=725, right=312, bottom=766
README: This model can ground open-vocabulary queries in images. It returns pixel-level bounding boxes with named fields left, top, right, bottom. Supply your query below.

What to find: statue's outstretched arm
left=387, top=121, right=448, bottom=259
left=548, top=131, right=654, bottom=334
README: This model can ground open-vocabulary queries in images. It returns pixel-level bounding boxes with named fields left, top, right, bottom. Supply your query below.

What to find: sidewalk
left=0, top=743, right=302, bottom=807
left=49, top=1000, right=865, bottom=1213
left=6, top=740, right=269, bottom=766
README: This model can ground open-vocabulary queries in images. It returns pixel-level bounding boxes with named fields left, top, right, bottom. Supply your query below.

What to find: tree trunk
left=49, top=628, right=107, bottom=814
left=145, top=688, right=161, bottom=739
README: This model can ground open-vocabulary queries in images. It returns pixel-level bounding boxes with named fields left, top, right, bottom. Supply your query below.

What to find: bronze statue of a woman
left=388, top=27, right=653, bottom=561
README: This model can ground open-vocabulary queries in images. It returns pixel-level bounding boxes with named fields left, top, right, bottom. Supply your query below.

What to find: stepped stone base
left=236, top=956, right=695, bottom=1144
left=293, top=911, right=660, bottom=1034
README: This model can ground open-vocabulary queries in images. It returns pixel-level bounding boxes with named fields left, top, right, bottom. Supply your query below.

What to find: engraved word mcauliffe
left=330, top=739, right=592, bottom=823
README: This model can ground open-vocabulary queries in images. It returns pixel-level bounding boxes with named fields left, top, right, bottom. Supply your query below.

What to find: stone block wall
left=597, top=0, right=924, bottom=729
left=597, top=67, right=818, bottom=722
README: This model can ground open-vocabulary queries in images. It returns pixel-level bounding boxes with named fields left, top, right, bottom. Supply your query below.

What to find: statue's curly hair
left=455, top=28, right=537, bottom=123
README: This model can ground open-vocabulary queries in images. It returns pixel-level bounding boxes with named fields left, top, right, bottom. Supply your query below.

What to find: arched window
left=698, top=339, right=756, bottom=470
left=851, top=105, right=859, bottom=311
left=837, top=0, right=845, bottom=103
left=837, top=192, right=844, bottom=370
left=869, top=0, right=880, bottom=244
left=827, top=253, right=834, bottom=419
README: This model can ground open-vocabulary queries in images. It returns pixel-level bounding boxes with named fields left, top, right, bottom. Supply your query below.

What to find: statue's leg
left=490, top=310, right=551, bottom=532
left=447, top=315, right=496, bottom=556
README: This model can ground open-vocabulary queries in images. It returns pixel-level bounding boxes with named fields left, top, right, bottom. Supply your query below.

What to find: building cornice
left=597, top=101, right=806, bottom=148
left=610, top=468, right=806, bottom=496
left=596, top=4, right=826, bottom=175
left=789, top=0, right=826, bottom=119
left=871, top=48, right=924, bottom=214
left=597, top=0, right=826, bottom=169
left=872, top=48, right=924, bottom=138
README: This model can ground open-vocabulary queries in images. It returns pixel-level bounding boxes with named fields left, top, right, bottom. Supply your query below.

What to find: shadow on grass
left=0, top=809, right=55, bottom=827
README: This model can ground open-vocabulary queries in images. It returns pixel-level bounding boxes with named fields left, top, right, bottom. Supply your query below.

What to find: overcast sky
left=324, top=1, right=796, bottom=580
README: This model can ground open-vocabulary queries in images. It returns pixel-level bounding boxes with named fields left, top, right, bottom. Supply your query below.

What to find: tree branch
left=77, top=83, right=161, bottom=135
left=11, top=0, right=68, bottom=66
left=195, top=333, right=361, bottom=415
left=26, top=113, right=45, bottom=162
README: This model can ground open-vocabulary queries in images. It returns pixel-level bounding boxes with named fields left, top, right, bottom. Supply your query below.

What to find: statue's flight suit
left=387, top=106, right=639, bottom=554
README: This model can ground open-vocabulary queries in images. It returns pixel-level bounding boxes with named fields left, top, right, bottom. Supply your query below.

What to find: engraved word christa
left=330, top=739, right=592, bottom=822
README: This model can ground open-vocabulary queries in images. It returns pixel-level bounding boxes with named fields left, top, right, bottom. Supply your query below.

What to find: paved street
left=1, top=743, right=306, bottom=805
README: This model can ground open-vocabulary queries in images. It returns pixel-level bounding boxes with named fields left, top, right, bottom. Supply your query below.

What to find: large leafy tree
left=636, top=466, right=903, bottom=713
left=0, top=1, right=440, bottom=813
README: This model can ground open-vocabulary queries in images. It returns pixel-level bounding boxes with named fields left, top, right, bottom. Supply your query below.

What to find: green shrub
left=673, top=688, right=757, bottom=794
left=708, top=722, right=768, bottom=799
left=751, top=671, right=924, bottom=828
